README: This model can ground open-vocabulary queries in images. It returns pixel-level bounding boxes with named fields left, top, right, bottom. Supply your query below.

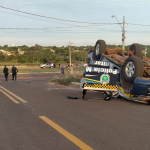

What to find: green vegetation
left=0, top=44, right=150, bottom=65
left=51, top=75, right=81, bottom=85
left=0, top=45, right=89, bottom=64
left=0, top=63, right=40, bottom=66
left=0, top=68, right=85, bottom=74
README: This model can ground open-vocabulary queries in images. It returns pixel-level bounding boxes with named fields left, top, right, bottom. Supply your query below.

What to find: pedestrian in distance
left=12, top=65, right=18, bottom=80
left=54, top=63, right=56, bottom=68
left=67, top=65, right=70, bottom=74
left=61, top=65, right=65, bottom=75
left=59, top=63, right=60, bottom=68
left=3, top=65, right=9, bottom=81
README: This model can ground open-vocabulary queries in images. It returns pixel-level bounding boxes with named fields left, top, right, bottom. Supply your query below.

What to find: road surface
left=0, top=73, right=150, bottom=150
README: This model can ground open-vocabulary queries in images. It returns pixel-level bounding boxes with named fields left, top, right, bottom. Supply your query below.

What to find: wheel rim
left=125, top=61, right=135, bottom=77
left=95, top=43, right=100, bottom=56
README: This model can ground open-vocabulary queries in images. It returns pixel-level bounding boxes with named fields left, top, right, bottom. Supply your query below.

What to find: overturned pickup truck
left=80, top=40, right=150, bottom=104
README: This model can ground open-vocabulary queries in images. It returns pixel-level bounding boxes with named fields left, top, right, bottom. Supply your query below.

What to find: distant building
left=6, top=52, right=12, bottom=56
left=10, top=51, right=15, bottom=56
left=18, top=49, right=24, bottom=55
left=12, top=42, right=15, bottom=47
left=0, top=50, right=15, bottom=56
left=73, top=50, right=80, bottom=52
left=142, top=48, right=147, bottom=57
left=0, top=50, right=7, bottom=55
left=50, top=49, right=55, bottom=53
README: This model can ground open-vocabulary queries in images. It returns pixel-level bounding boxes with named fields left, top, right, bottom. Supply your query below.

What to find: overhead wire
left=0, top=1, right=149, bottom=5
left=0, top=5, right=121, bottom=25
left=0, top=10, right=89, bottom=27
left=0, top=5, right=150, bottom=27
left=0, top=4, right=150, bottom=37
left=1, top=9, right=148, bottom=32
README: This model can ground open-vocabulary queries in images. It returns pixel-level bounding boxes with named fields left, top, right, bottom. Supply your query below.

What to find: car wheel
left=93, top=40, right=106, bottom=60
left=122, top=56, right=144, bottom=83
left=129, top=43, right=142, bottom=57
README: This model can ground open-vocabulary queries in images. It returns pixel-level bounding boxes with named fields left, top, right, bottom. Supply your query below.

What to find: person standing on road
left=67, top=65, right=70, bottom=74
left=3, top=65, right=9, bottom=81
left=61, top=65, right=65, bottom=75
left=12, top=65, right=18, bottom=80
left=53, top=63, right=56, bottom=68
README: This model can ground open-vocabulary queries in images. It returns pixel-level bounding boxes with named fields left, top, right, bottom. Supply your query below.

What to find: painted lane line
left=0, top=86, right=27, bottom=103
left=39, top=116, right=93, bottom=150
left=0, top=89, right=19, bottom=104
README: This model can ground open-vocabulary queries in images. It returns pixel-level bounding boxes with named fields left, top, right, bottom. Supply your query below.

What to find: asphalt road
left=0, top=73, right=150, bottom=150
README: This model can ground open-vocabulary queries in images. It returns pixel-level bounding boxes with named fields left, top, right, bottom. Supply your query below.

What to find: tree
left=3, top=45, right=8, bottom=50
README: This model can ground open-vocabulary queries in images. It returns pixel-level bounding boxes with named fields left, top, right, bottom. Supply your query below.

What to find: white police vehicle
left=40, top=63, right=53, bottom=69
left=81, top=39, right=150, bottom=104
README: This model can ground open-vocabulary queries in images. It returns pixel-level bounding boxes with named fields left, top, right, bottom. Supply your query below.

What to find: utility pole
left=112, top=15, right=125, bottom=50
left=69, top=40, right=73, bottom=73
left=145, top=46, right=147, bottom=57
left=69, top=40, right=71, bottom=67
left=122, top=16, right=125, bottom=50
left=69, top=40, right=73, bottom=67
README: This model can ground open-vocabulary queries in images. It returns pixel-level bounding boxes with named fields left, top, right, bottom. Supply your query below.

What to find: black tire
left=122, top=56, right=144, bottom=83
left=93, top=40, right=106, bottom=60
left=129, top=43, right=142, bottom=57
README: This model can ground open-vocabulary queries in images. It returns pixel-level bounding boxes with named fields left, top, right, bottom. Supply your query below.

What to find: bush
left=51, top=74, right=81, bottom=85
left=0, top=63, right=40, bottom=66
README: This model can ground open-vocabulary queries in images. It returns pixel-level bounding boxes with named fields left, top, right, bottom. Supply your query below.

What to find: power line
left=0, top=1, right=149, bottom=5
left=0, top=5, right=150, bottom=27
left=127, top=23, right=150, bottom=26
left=0, top=10, right=75, bottom=26
left=1, top=27, right=150, bottom=33
left=0, top=10, right=93, bottom=28
left=0, top=27, right=121, bottom=30
left=0, top=10, right=118, bottom=32
left=0, top=5, right=121, bottom=25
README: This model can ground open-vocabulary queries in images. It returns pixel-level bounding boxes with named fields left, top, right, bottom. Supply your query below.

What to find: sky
left=0, top=0, right=150, bottom=47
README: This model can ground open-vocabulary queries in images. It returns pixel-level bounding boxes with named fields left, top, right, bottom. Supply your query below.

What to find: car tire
left=129, top=43, right=142, bottom=57
left=122, top=56, right=144, bottom=83
left=93, top=40, right=106, bottom=60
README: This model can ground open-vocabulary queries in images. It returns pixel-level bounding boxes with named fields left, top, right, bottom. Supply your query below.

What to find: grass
left=51, top=72, right=83, bottom=85
left=0, top=68, right=85, bottom=74
left=0, top=63, right=40, bottom=66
